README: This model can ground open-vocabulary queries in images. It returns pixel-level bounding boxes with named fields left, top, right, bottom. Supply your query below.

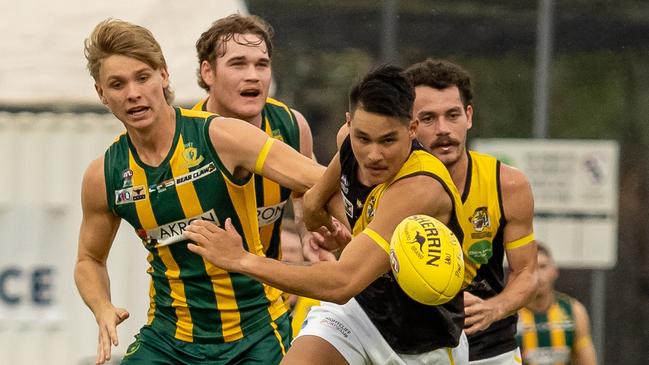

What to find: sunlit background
left=1, top=0, right=648, bottom=363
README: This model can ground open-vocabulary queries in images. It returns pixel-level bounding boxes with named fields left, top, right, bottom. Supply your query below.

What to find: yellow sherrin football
left=389, top=214, right=464, bottom=305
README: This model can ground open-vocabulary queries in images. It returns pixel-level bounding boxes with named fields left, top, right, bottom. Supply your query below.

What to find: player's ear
left=95, top=83, right=107, bottom=105
left=409, top=119, right=418, bottom=139
left=345, top=111, right=351, bottom=126
left=160, top=67, right=170, bottom=89
left=200, top=60, right=215, bottom=87
left=466, top=104, right=473, bottom=130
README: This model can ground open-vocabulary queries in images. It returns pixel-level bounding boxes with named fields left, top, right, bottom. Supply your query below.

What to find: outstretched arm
left=464, top=164, right=538, bottom=335
left=184, top=173, right=451, bottom=303
left=74, top=157, right=129, bottom=365
left=208, top=116, right=324, bottom=193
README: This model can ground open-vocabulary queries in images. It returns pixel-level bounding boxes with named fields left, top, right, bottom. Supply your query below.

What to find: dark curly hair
left=405, top=59, right=473, bottom=108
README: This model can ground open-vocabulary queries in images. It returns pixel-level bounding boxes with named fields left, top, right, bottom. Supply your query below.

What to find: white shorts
left=294, top=298, right=468, bottom=365
left=468, top=348, right=522, bottom=365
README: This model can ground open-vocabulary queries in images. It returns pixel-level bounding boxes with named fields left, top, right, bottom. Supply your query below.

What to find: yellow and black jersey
left=339, top=136, right=466, bottom=354
left=104, top=107, right=286, bottom=344
left=460, top=150, right=534, bottom=360
left=516, top=293, right=578, bottom=365
left=193, top=98, right=300, bottom=259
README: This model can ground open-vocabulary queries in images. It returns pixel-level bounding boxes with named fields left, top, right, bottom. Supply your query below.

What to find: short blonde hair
left=84, top=18, right=174, bottom=103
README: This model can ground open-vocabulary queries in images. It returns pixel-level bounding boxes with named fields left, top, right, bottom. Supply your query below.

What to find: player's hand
left=302, top=231, right=337, bottom=262
left=463, top=291, right=503, bottom=335
left=302, top=189, right=335, bottom=232
left=302, top=219, right=351, bottom=262
left=94, top=305, right=129, bottom=364
left=186, top=218, right=247, bottom=271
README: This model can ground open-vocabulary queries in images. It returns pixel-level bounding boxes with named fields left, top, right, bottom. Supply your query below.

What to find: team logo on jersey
left=343, top=195, right=353, bottom=218
left=271, top=129, right=284, bottom=142
left=137, top=209, right=219, bottom=249
left=182, top=143, right=204, bottom=168
left=340, top=174, right=349, bottom=194
left=257, top=201, right=287, bottom=226
left=115, top=185, right=146, bottom=205
left=121, top=168, right=133, bottom=188
left=469, top=207, right=493, bottom=239
left=365, top=196, right=376, bottom=221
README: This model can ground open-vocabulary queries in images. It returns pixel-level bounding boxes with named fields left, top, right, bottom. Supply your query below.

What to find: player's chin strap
left=363, top=228, right=390, bottom=255
left=254, top=137, right=275, bottom=175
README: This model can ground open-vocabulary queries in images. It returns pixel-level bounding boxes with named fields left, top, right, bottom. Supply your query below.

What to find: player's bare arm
left=302, top=152, right=344, bottom=231
left=572, top=300, right=598, bottom=365
left=184, top=173, right=451, bottom=303
left=208, top=116, right=324, bottom=192
left=464, top=163, right=538, bottom=335
left=290, top=109, right=348, bottom=261
left=74, top=157, right=129, bottom=365
left=185, top=217, right=389, bottom=304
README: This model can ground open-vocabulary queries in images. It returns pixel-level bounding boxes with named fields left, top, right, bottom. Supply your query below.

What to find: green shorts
left=121, top=313, right=292, bottom=365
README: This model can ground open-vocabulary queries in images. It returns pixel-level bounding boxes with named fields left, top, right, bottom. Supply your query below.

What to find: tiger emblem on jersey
left=469, top=207, right=490, bottom=232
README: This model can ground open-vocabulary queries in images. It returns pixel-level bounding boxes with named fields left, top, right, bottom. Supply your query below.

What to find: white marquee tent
left=0, top=0, right=247, bottom=106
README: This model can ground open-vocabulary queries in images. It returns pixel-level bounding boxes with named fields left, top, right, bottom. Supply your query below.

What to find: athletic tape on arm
left=363, top=228, right=390, bottom=254
left=254, top=138, right=275, bottom=175
left=504, top=232, right=535, bottom=250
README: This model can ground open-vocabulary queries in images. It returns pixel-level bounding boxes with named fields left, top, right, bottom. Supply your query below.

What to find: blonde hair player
left=75, top=18, right=324, bottom=365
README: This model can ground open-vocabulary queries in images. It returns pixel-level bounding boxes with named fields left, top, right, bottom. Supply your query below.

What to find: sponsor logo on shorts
left=320, top=317, right=351, bottom=338
left=257, top=201, right=287, bottom=226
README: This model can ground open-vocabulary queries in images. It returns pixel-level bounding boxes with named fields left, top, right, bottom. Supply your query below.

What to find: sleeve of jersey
left=504, top=232, right=535, bottom=250
left=362, top=227, right=390, bottom=254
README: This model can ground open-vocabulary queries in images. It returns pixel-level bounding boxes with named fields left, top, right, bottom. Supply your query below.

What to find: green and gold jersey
left=193, top=98, right=300, bottom=259
left=459, top=150, right=534, bottom=360
left=340, top=137, right=466, bottom=353
left=517, top=293, right=576, bottom=365
left=104, top=107, right=286, bottom=344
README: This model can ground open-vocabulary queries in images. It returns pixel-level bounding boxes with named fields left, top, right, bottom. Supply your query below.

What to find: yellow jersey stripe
left=363, top=228, right=390, bottom=254
left=259, top=118, right=281, bottom=251
left=179, top=107, right=213, bottom=119
left=129, top=151, right=194, bottom=342
left=505, top=232, right=535, bottom=250
left=548, top=303, right=567, bottom=349
left=270, top=319, right=288, bottom=356
left=146, top=254, right=156, bottom=326
left=224, top=173, right=286, bottom=322
left=266, top=97, right=293, bottom=120
left=519, top=309, right=539, bottom=352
